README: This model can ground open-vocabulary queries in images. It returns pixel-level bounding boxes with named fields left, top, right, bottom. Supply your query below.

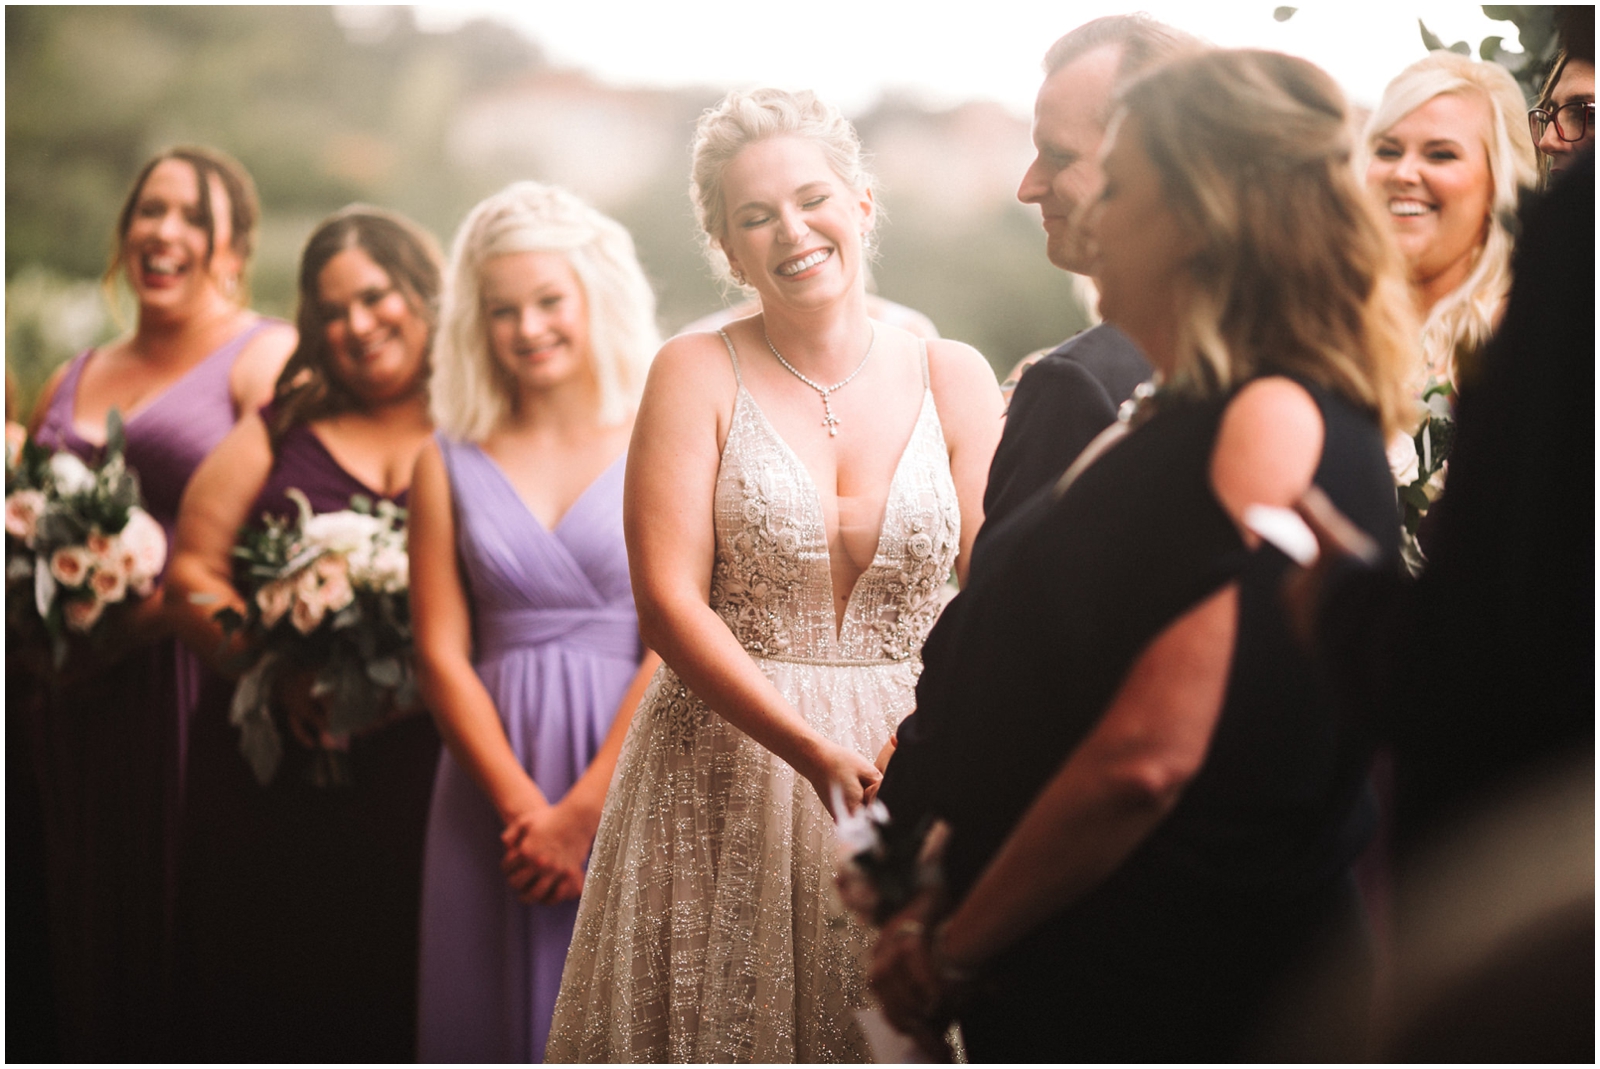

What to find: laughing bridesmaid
left=25, top=145, right=295, bottom=1059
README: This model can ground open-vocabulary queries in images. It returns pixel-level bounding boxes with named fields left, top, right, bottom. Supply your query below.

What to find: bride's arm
left=626, top=335, right=880, bottom=814
left=926, top=339, right=1006, bottom=587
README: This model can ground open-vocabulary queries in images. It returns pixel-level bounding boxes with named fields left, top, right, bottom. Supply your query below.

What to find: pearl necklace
left=762, top=323, right=876, bottom=437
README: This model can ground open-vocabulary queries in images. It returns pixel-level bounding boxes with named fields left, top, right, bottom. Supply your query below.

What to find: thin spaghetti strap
left=716, top=329, right=744, bottom=387
left=919, top=338, right=930, bottom=390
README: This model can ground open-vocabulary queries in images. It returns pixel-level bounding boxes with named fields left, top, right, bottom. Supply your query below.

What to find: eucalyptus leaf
left=34, top=559, right=56, bottom=617
left=366, top=656, right=402, bottom=688
left=105, top=408, right=126, bottom=457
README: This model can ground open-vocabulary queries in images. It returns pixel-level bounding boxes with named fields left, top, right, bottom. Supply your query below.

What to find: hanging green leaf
left=1273, top=7, right=1298, bottom=22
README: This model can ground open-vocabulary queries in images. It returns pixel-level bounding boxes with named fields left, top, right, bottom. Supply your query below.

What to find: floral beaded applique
left=709, top=466, right=810, bottom=657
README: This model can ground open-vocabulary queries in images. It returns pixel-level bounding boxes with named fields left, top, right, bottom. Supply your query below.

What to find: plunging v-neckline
left=472, top=445, right=625, bottom=535
left=731, top=383, right=931, bottom=639
left=67, top=319, right=265, bottom=445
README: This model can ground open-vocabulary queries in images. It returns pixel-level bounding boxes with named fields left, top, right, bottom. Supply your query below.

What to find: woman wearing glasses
left=1361, top=52, right=1537, bottom=565
left=1530, top=49, right=1595, bottom=180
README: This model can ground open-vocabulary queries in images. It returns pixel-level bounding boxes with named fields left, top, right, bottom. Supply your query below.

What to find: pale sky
left=406, top=1, right=1517, bottom=115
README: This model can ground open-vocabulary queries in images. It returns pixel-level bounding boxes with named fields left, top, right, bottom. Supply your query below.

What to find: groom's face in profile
left=1017, top=43, right=1122, bottom=275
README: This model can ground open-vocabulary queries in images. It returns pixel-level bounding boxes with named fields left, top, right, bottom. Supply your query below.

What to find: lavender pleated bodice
left=34, top=320, right=278, bottom=562
left=417, top=434, right=642, bottom=1063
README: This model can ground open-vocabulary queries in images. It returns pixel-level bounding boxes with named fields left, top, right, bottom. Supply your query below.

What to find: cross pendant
left=821, top=397, right=840, bottom=437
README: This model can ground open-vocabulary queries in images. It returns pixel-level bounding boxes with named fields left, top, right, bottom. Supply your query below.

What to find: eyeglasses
left=1528, top=101, right=1595, bottom=144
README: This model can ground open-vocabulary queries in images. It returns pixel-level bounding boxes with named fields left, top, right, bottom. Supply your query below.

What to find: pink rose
left=49, top=545, right=93, bottom=588
left=296, top=566, right=324, bottom=601
left=86, top=529, right=119, bottom=566
left=63, top=595, right=105, bottom=633
left=5, top=490, right=47, bottom=546
left=89, top=564, right=127, bottom=604
left=118, top=509, right=166, bottom=586
left=290, top=592, right=328, bottom=635
left=256, top=580, right=294, bottom=629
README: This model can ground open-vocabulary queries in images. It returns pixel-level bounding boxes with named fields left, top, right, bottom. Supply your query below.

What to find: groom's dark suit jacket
left=978, top=322, right=1150, bottom=549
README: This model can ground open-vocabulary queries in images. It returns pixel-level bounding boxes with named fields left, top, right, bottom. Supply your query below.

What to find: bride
left=545, top=87, right=1003, bottom=1061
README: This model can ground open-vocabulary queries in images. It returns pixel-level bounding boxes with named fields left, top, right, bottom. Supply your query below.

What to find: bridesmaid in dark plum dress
left=23, top=146, right=295, bottom=1060
left=165, top=207, right=444, bottom=1060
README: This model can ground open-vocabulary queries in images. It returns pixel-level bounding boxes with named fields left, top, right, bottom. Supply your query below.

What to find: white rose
left=371, top=545, right=408, bottom=593
left=5, top=489, right=47, bottom=546
left=119, top=509, right=167, bottom=585
left=48, top=452, right=96, bottom=496
left=1386, top=431, right=1419, bottom=487
left=303, top=510, right=384, bottom=554
left=63, top=595, right=106, bottom=633
left=49, top=545, right=93, bottom=588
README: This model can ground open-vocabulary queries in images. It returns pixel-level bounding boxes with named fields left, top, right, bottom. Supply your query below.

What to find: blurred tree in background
left=5, top=5, right=1089, bottom=422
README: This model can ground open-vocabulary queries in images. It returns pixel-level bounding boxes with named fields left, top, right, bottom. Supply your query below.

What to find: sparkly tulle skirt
left=545, top=656, right=913, bottom=1062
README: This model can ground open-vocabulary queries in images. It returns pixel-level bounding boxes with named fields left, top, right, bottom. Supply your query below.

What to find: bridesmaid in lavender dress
left=24, top=146, right=294, bottom=1060
left=166, top=207, right=444, bottom=1059
left=411, top=182, right=661, bottom=1062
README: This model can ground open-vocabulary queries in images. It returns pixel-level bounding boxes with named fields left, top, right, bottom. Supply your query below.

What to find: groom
left=980, top=14, right=1199, bottom=541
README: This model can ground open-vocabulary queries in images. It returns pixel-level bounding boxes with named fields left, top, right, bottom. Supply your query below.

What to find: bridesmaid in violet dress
left=24, top=145, right=294, bottom=1060
left=410, top=182, right=661, bottom=1062
left=165, top=207, right=444, bottom=1059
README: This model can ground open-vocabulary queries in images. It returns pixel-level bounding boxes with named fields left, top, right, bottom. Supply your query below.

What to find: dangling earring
left=730, top=265, right=747, bottom=286
left=219, top=273, right=239, bottom=299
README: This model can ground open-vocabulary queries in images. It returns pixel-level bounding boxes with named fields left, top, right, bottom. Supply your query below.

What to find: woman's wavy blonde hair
left=1358, top=51, right=1538, bottom=385
left=689, top=87, right=878, bottom=290
left=1118, top=49, right=1419, bottom=438
left=430, top=181, right=659, bottom=442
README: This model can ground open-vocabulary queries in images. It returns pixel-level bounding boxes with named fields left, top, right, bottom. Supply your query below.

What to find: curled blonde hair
left=430, top=181, right=659, bottom=442
left=1359, top=51, right=1538, bottom=384
left=689, top=87, right=877, bottom=289
left=1119, top=49, right=1418, bottom=438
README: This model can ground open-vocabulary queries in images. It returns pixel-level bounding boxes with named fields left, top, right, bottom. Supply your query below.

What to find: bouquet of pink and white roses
left=5, top=411, right=166, bottom=667
left=217, top=489, right=419, bottom=787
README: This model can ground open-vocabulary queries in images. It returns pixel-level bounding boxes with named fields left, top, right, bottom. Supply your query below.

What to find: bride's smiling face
left=717, top=136, right=874, bottom=307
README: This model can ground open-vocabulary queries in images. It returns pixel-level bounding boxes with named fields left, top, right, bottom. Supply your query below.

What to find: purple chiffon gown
left=172, top=405, right=440, bottom=1061
left=25, top=319, right=278, bottom=1059
left=416, top=435, right=642, bottom=1063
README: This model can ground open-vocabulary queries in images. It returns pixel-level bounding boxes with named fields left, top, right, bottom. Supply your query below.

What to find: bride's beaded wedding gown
left=546, top=333, right=960, bottom=1062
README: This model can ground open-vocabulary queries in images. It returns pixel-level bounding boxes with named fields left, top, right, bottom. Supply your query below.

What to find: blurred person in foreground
left=1360, top=51, right=1537, bottom=568
left=870, top=49, right=1416, bottom=1062
left=545, top=87, right=1003, bottom=1061
left=410, top=182, right=662, bottom=1063
left=165, top=206, right=443, bottom=1060
left=23, top=144, right=294, bottom=1059
left=980, top=14, right=1198, bottom=541
left=1279, top=52, right=1593, bottom=1059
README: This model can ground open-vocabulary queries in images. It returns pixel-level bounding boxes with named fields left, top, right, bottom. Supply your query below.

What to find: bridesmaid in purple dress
left=411, top=181, right=661, bottom=1062
left=165, top=207, right=444, bottom=1060
left=24, top=145, right=295, bottom=1060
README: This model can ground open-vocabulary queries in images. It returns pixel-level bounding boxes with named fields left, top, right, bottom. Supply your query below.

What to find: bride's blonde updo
left=1119, top=49, right=1419, bottom=438
left=689, top=87, right=877, bottom=288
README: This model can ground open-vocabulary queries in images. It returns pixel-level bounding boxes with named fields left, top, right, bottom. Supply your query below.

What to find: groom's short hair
left=1043, top=14, right=1202, bottom=116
